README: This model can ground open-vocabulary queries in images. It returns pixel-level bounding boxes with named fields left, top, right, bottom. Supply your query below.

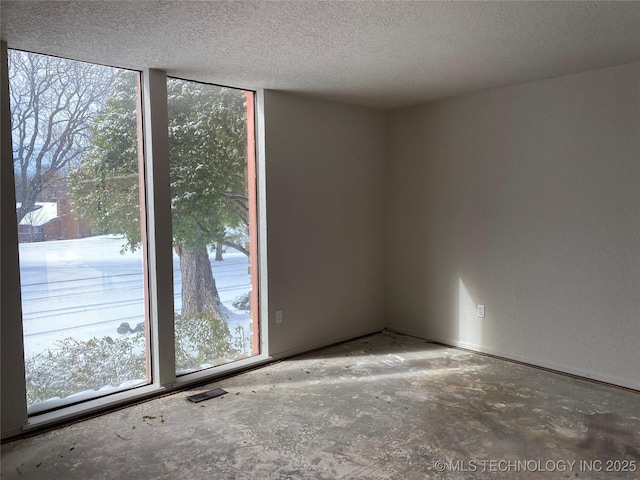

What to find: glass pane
left=9, top=50, right=150, bottom=414
left=167, top=78, right=258, bottom=375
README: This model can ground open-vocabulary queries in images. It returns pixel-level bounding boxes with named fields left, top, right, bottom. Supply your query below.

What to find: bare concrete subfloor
left=2, top=332, right=639, bottom=479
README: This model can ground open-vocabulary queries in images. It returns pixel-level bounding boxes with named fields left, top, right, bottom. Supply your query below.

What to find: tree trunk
left=214, top=241, right=224, bottom=261
left=178, top=245, right=225, bottom=319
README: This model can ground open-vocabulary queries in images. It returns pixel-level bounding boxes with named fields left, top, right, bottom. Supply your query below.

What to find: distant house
left=17, top=202, right=56, bottom=242
left=17, top=198, right=92, bottom=242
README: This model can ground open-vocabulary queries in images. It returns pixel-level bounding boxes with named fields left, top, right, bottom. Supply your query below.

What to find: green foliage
left=168, top=79, right=248, bottom=249
left=68, top=74, right=249, bottom=253
left=68, top=73, right=143, bottom=252
left=25, top=314, right=248, bottom=405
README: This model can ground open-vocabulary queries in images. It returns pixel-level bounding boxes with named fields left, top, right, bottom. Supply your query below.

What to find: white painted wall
left=387, top=62, right=640, bottom=389
left=263, top=91, right=387, bottom=357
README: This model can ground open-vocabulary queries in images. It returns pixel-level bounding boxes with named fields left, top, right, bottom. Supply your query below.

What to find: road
left=19, top=235, right=253, bottom=358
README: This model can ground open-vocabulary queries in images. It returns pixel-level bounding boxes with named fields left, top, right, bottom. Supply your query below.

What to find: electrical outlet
left=477, top=305, right=485, bottom=318
left=275, top=310, right=283, bottom=324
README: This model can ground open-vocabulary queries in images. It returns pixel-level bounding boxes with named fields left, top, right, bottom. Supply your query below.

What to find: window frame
left=0, top=45, right=270, bottom=439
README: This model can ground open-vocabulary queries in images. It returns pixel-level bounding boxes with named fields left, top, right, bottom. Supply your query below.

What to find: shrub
left=25, top=312, right=249, bottom=405
left=25, top=334, right=146, bottom=405
left=175, top=311, right=240, bottom=371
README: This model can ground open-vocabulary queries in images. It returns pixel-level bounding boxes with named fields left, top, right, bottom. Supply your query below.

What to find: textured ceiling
left=1, top=1, right=639, bottom=109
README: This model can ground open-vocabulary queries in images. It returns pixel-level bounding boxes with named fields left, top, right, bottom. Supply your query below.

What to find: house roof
left=18, top=202, right=58, bottom=227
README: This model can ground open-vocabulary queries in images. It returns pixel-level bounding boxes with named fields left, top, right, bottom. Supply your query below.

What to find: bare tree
left=9, top=50, right=115, bottom=223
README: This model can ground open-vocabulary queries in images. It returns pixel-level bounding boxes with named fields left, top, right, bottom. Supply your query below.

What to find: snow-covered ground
left=19, top=235, right=253, bottom=358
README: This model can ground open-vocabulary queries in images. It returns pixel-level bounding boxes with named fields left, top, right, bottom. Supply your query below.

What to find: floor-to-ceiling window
left=9, top=51, right=150, bottom=414
left=166, top=78, right=259, bottom=375
left=4, top=49, right=262, bottom=423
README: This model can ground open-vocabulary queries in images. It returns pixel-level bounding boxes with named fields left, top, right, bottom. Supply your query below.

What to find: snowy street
left=19, top=235, right=252, bottom=358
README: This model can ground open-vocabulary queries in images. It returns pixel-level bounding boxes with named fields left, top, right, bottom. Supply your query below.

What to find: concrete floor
left=2, top=332, right=639, bottom=479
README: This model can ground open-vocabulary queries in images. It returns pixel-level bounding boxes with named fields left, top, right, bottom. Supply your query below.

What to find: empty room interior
left=1, top=1, right=639, bottom=479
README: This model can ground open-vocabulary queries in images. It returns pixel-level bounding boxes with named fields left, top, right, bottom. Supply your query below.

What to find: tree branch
left=222, top=240, right=249, bottom=258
